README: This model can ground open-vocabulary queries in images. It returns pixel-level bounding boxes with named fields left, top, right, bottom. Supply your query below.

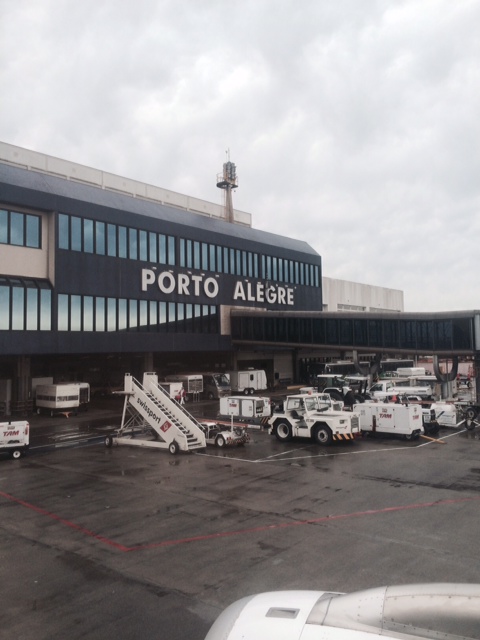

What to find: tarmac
left=1, top=393, right=480, bottom=640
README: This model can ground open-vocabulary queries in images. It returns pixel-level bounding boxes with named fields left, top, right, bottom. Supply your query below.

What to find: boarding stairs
left=111, top=372, right=206, bottom=454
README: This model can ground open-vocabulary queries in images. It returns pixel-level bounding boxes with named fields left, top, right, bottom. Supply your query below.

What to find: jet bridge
left=104, top=372, right=206, bottom=454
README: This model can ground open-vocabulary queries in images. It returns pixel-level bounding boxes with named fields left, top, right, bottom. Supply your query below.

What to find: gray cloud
left=1, top=0, right=479, bottom=311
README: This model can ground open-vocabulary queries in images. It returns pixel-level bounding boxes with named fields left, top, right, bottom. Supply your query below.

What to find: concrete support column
left=15, top=355, right=31, bottom=412
left=433, top=355, right=458, bottom=401
left=142, top=352, right=154, bottom=373
left=475, top=354, right=480, bottom=403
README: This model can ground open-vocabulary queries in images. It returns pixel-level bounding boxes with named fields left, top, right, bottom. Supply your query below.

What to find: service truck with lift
left=268, top=392, right=360, bottom=445
left=354, top=402, right=424, bottom=440
left=104, top=372, right=206, bottom=454
left=368, top=379, right=433, bottom=401
left=0, top=420, right=29, bottom=459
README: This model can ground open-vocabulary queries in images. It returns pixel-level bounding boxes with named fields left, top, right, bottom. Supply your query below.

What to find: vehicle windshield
left=304, top=395, right=330, bottom=411
left=213, top=374, right=230, bottom=387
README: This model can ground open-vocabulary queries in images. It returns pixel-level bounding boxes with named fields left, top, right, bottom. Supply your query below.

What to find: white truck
left=228, top=369, right=267, bottom=395
left=0, top=420, right=29, bottom=459
left=219, top=396, right=271, bottom=422
left=268, top=392, right=360, bottom=445
left=368, top=379, right=433, bottom=401
left=35, top=382, right=90, bottom=416
left=164, top=374, right=203, bottom=401
left=354, top=403, right=424, bottom=440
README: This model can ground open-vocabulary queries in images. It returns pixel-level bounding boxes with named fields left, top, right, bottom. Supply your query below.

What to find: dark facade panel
left=231, top=312, right=479, bottom=356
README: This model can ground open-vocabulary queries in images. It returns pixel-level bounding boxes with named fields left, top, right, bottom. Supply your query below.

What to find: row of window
left=0, top=280, right=219, bottom=334
left=58, top=294, right=218, bottom=333
left=0, top=279, right=51, bottom=331
left=58, top=213, right=320, bottom=287
left=231, top=315, right=473, bottom=351
left=0, top=209, right=41, bottom=248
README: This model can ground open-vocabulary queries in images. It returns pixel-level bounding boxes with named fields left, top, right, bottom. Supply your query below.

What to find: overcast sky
left=1, top=0, right=479, bottom=312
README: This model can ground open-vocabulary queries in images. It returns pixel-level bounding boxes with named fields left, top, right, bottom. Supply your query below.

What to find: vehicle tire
left=104, top=435, right=113, bottom=448
left=313, top=424, right=333, bottom=445
left=215, top=435, right=226, bottom=448
left=275, top=421, right=293, bottom=442
left=36, top=408, right=41, bottom=415
left=11, top=449, right=22, bottom=459
left=354, top=394, right=365, bottom=404
left=169, top=441, right=179, bottom=455
left=249, top=388, right=254, bottom=395
left=404, top=433, right=414, bottom=441
left=465, top=406, right=477, bottom=421
left=243, top=388, right=249, bottom=395
left=207, top=392, right=215, bottom=400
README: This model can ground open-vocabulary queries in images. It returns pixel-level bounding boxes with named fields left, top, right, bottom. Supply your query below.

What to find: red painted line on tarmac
left=0, top=490, right=129, bottom=552
left=1, top=490, right=479, bottom=553
left=127, top=495, right=480, bottom=552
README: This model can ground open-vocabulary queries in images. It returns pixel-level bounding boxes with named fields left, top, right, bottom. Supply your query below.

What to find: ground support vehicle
left=199, top=421, right=250, bottom=448
left=218, top=396, right=271, bottom=424
left=0, top=420, right=29, bottom=459
left=315, top=374, right=367, bottom=407
left=368, top=379, right=433, bottom=401
left=159, top=381, right=183, bottom=400
left=268, top=392, right=360, bottom=445
left=164, top=374, right=203, bottom=401
left=228, top=369, right=267, bottom=395
left=104, top=373, right=206, bottom=455
left=421, top=406, right=440, bottom=435
left=35, top=382, right=90, bottom=416
left=202, top=373, right=231, bottom=399
left=354, top=403, right=423, bottom=440
left=444, top=401, right=480, bottom=430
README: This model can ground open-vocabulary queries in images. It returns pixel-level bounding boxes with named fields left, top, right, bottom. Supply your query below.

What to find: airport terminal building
left=0, top=142, right=403, bottom=414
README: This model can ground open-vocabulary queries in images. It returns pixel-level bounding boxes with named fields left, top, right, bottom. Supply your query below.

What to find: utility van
left=35, top=382, right=90, bottom=416
left=202, top=372, right=231, bottom=399
left=0, top=420, right=29, bottom=458
left=354, top=403, right=423, bottom=440
left=228, top=369, right=267, bottom=395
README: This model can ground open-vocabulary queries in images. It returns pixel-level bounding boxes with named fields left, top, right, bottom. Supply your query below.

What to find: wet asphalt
left=1, top=395, right=480, bottom=640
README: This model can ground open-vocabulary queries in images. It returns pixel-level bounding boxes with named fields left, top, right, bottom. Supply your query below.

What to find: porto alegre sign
left=141, top=268, right=295, bottom=306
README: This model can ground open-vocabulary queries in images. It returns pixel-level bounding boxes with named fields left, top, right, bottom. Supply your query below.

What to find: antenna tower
left=216, top=150, right=238, bottom=223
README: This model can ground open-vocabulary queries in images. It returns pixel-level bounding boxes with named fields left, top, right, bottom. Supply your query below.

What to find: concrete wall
left=322, top=277, right=404, bottom=312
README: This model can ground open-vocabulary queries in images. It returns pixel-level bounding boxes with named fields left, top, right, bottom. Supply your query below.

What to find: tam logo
left=379, top=413, right=392, bottom=419
left=3, top=430, right=19, bottom=437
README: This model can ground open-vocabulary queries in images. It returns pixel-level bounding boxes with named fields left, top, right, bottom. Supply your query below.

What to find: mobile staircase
left=104, top=372, right=206, bottom=454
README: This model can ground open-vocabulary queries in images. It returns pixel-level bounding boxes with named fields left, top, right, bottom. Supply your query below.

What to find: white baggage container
left=354, top=403, right=423, bottom=440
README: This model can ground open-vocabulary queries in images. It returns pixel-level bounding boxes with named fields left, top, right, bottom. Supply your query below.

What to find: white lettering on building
left=141, top=269, right=294, bottom=305
left=232, top=281, right=294, bottom=306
